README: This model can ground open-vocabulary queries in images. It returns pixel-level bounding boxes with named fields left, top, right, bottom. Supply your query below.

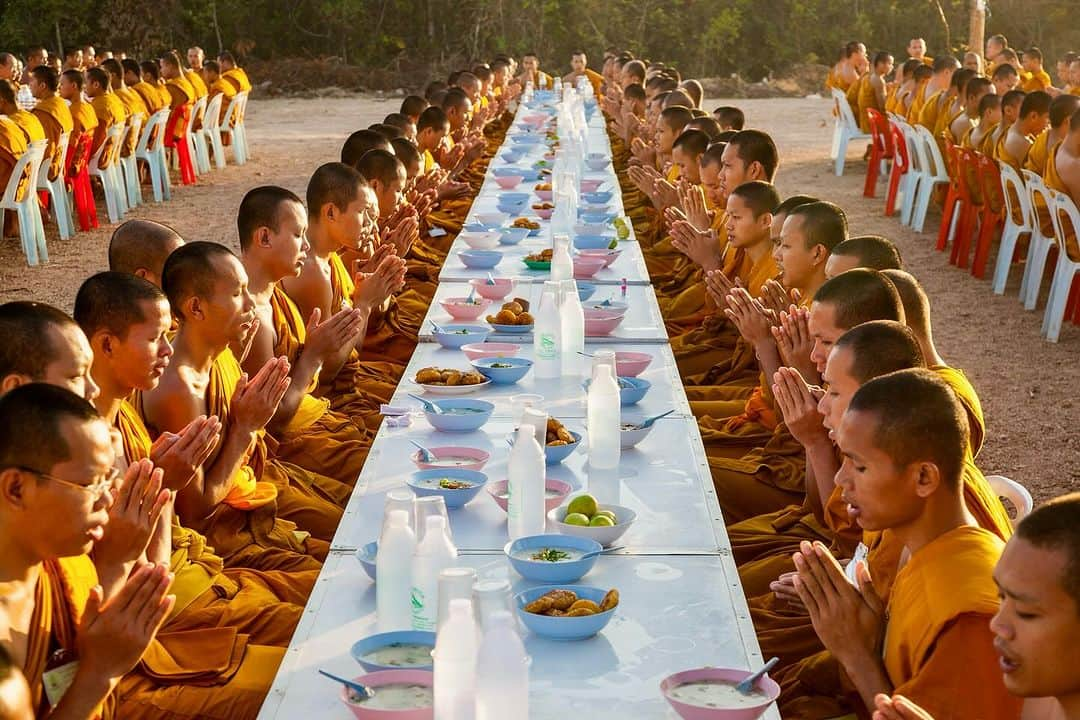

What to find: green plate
left=523, top=259, right=551, bottom=271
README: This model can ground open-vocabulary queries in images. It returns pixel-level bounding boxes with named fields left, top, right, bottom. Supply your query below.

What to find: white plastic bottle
left=410, top=515, right=458, bottom=631
left=475, top=611, right=529, bottom=720
left=587, top=359, right=621, bottom=471
left=376, top=509, right=416, bottom=632
left=550, top=234, right=573, bottom=283
left=507, top=418, right=546, bottom=540
left=434, top=598, right=479, bottom=720
left=533, top=281, right=562, bottom=379
left=559, top=280, right=585, bottom=379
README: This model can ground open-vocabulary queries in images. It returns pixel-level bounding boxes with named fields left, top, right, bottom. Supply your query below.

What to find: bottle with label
left=559, top=280, right=585, bottom=379
left=550, top=235, right=573, bottom=283
left=532, top=281, right=562, bottom=378
left=434, top=598, right=478, bottom=720
left=507, top=416, right=546, bottom=540
left=587, top=357, right=621, bottom=471
left=475, top=610, right=529, bottom=720
left=376, top=509, right=416, bottom=632
left=410, top=515, right=458, bottom=631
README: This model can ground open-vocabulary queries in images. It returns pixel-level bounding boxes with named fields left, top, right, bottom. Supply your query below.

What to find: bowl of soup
left=660, top=667, right=780, bottom=720
left=431, top=324, right=490, bottom=349
left=459, top=231, right=501, bottom=250
left=355, top=540, right=378, bottom=581
left=410, top=446, right=490, bottom=471
left=613, top=351, right=653, bottom=377
left=439, top=297, right=490, bottom=321
left=486, top=478, right=572, bottom=513
left=406, top=469, right=488, bottom=509
left=470, top=357, right=533, bottom=385
left=504, top=533, right=602, bottom=583
left=458, top=250, right=503, bottom=270
left=423, top=398, right=494, bottom=433
left=460, top=342, right=521, bottom=362
left=351, top=631, right=436, bottom=673
left=339, top=668, right=434, bottom=720
left=468, top=277, right=513, bottom=301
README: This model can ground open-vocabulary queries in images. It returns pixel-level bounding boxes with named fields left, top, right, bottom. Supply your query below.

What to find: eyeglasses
left=8, top=466, right=118, bottom=501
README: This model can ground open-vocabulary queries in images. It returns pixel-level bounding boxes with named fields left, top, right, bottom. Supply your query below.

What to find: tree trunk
left=969, top=0, right=986, bottom=57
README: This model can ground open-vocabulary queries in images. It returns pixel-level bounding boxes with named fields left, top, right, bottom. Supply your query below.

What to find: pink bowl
left=486, top=478, right=573, bottom=512
left=615, top=351, right=653, bottom=377
left=535, top=207, right=554, bottom=220
left=468, top=278, right=513, bottom=300
left=460, top=342, right=521, bottom=361
left=579, top=249, right=622, bottom=268
left=573, top=256, right=608, bottom=279
left=580, top=179, right=603, bottom=192
left=584, top=309, right=624, bottom=336
left=660, top=667, right=779, bottom=720
left=411, top=446, right=491, bottom=471
left=534, top=189, right=553, bottom=202
left=341, top=669, right=434, bottom=719
left=440, top=297, right=490, bottom=320
left=495, top=175, right=523, bottom=189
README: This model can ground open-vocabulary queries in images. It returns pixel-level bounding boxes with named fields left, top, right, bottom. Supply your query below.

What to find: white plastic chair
left=186, top=94, right=208, bottom=175
left=119, top=112, right=144, bottom=209
left=88, top=124, right=128, bottom=223
left=987, top=475, right=1034, bottom=527
left=1043, top=191, right=1080, bottom=342
left=896, top=120, right=923, bottom=227
left=190, top=94, right=212, bottom=173
left=235, top=91, right=251, bottom=159
left=135, top=109, right=171, bottom=203
left=1, top=140, right=49, bottom=265
left=909, top=125, right=950, bottom=233
left=35, top=131, right=73, bottom=241
left=201, top=92, right=226, bottom=169
left=830, top=87, right=870, bottom=176
left=992, top=163, right=1034, bottom=295
left=1020, top=170, right=1059, bottom=310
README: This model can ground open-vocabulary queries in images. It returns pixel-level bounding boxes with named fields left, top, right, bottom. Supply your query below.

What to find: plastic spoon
left=486, top=272, right=497, bottom=286
left=631, top=409, right=675, bottom=430
left=579, top=545, right=625, bottom=561
left=318, top=669, right=374, bottom=702
left=410, top=440, right=436, bottom=462
left=430, top=321, right=446, bottom=334
left=466, top=286, right=476, bottom=303
left=736, top=657, right=779, bottom=695
left=408, top=393, right=444, bottom=415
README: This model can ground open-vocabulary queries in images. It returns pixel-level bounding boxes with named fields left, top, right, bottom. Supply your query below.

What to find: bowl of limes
left=547, top=494, right=635, bottom=548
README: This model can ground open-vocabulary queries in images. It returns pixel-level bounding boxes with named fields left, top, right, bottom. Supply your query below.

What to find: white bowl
left=460, top=231, right=501, bottom=250
left=547, top=503, right=636, bottom=548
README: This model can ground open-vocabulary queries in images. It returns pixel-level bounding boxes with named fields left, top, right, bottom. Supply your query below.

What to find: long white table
left=257, top=93, right=779, bottom=719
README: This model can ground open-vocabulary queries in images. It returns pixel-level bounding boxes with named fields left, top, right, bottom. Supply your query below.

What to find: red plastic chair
left=936, top=139, right=964, bottom=252
left=863, top=108, right=894, bottom=198
left=63, top=132, right=97, bottom=232
left=884, top=121, right=910, bottom=217
left=947, top=147, right=984, bottom=263
left=969, top=154, right=1005, bottom=278
left=164, top=104, right=197, bottom=186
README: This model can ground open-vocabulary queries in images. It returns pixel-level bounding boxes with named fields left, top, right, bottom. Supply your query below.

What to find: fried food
left=523, top=588, right=619, bottom=616
left=568, top=599, right=601, bottom=614
left=489, top=300, right=533, bottom=327
left=415, top=367, right=442, bottom=384
left=523, top=588, right=578, bottom=614
left=532, top=202, right=555, bottom=210
left=525, top=248, right=553, bottom=263
left=415, top=367, right=484, bottom=386
left=494, top=309, right=517, bottom=324
left=516, top=312, right=533, bottom=325
left=565, top=608, right=595, bottom=617
left=535, top=182, right=552, bottom=191
left=599, top=589, right=619, bottom=612
left=543, top=417, right=575, bottom=446
left=503, top=301, right=523, bottom=315
left=512, top=297, right=530, bottom=311
left=512, top=217, right=540, bottom=230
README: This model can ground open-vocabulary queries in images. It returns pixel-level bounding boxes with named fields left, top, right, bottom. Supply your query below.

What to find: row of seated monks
left=0, top=44, right=1077, bottom=720
left=0, top=44, right=251, bottom=231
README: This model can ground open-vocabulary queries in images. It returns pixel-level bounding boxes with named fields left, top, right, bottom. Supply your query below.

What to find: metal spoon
left=408, top=393, right=443, bottom=415
left=736, top=657, right=779, bottom=695
left=318, top=669, right=374, bottom=702
left=630, top=410, right=675, bottom=430
left=410, top=440, right=436, bottom=462
left=579, top=545, right=625, bottom=560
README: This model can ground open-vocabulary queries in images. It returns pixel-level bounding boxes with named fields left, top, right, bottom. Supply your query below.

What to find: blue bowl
left=504, top=534, right=602, bottom=583
left=498, top=227, right=530, bottom=245
left=579, top=211, right=617, bottom=224
left=527, top=225, right=543, bottom=237
left=576, top=282, right=596, bottom=302
left=355, top=540, right=377, bottom=581
left=350, top=630, right=436, bottom=672
left=582, top=377, right=651, bottom=406
left=497, top=204, right=528, bottom=217
left=507, top=428, right=582, bottom=465
left=515, top=584, right=616, bottom=640
left=498, top=192, right=531, bottom=204
left=494, top=166, right=530, bottom=177
left=489, top=322, right=533, bottom=335
left=582, top=191, right=614, bottom=204
left=407, top=468, right=488, bottom=508
left=459, top=250, right=503, bottom=269
left=433, top=324, right=491, bottom=349
left=510, top=135, right=546, bottom=145
left=501, top=152, right=525, bottom=163
left=424, top=398, right=495, bottom=432
left=574, top=234, right=615, bottom=250
left=471, top=356, right=533, bottom=384
left=585, top=158, right=610, bottom=172
left=464, top=221, right=499, bottom=233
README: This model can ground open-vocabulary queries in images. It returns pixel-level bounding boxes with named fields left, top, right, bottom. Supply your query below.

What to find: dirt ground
left=0, top=95, right=1075, bottom=500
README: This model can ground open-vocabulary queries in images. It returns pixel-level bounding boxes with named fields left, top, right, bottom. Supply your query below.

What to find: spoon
left=466, top=286, right=477, bottom=303
left=735, top=657, right=779, bottom=696
left=486, top=272, right=497, bottom=286
left=630, top=409, right=675, bottom=430
left=318, top=669, right=374, bottom=702
left=410, top=440, right=436, bottom=462
left=580, top=545, right=625, bottom=560
left=408, top=393, right=443, bottom=415
left=430, top=321, right=446, bottom=334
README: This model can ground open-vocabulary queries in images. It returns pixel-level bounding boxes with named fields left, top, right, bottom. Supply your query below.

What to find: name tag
left=43, top=661, right=79, bottom=707
left=429, top=227, right=447, bottom=238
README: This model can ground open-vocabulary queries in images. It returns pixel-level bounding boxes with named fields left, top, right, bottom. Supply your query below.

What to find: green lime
left=595, top=510, right=617, bottom=524
left=614, top=216, right=630, bottom=240
left=608, top=238, right=618, bottom=249
left=567, top=494, right=598, bottom=518
left=589, top=515, right=615, bottom=527
left=564, top=512, right=591, bottom=526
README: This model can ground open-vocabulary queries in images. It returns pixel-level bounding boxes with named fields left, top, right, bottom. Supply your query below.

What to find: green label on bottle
left=538, top=333, right=557, bottom=359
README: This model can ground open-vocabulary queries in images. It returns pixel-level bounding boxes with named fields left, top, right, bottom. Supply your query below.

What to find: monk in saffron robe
left=1023, top=95, right=1080, bottom=177
left=160, top=52, right=197, bottom=145
left=563, top=51, right=604, bottom=97
left=0, top=80, right=45, bottom=145
left=914, top=56, right=959, bottom=131
left=84, top=67, right=127, bottom=157
left=218, top=52, right=252, bottom=93
left=997, top=91, right=1051, bottom=172
left=28, top=65, right=74, bottom=183
left=138, top=242, right=330, bottom=567
left=126, top=59, right=166, bottom=114
left=789, top=369, right=1021, bottom=719
left=281, top=162, right=409, bottom=429
left=0, top=383, right=174, bottom=719
left=414, top=106, right=473, bottom=235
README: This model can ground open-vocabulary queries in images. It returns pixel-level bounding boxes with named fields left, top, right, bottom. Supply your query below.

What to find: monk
left=906, top=38, right=932, bottom=66
left=1025, top=94, right=1080, bottom=176
left=218, top=52, right=252, bottom=93
left=949, top=76, right=992, bottom=145
left=713, top=106, right=745, bottom=132
left=84, top=66, right=127, bottom=157
left=0, top=82, right=43, bottom=205
left=139, top=241, right=330, bottom=568
left=123, top=59, right=164, bottom=114
left=999, top=91, right=1051, bottom=171
left=827, top=42, right=865, bottom=94
left=990, top=89, right=1028, bottom=156
left=27, top=65, right=73, bottom=183
left=1048, top=107, right=1080, bottom=207
left=519, top=52, right=553, bottom=90
left=993, top=62, right=1022, bottom=96
left=0, top=383, right=174, bottom=719
left=1022, top=47, right=1053, bottom=93
left=986, top=34, right=1010, bottom=73
left=824, top=235, right=903, bottom=279
left=236, top=185, right=378, bottom=489
left=108, top=219, right=185, bottom=285
left=792, top=369, right=1021, bottom=719
left=73, top=272, right=316, bottom=718
left=874, top=494, right=1080, bottom=720
left=139, top=61, right=172, bottom=110
left=856, top=52, right=893, bottom=133
left=914, top=56, right=959, bottom=130
left=98, top=58, right=148, bottom=159
left=563, top=50, right=603, bottom=97
left=281, top=162, right=407, bottom=429
left=159, top=52, right=195, bottom=110
left=966, top=93, right=1002, bottom=152
left=902, top=64, right=933, bottom=118
left=202, top=60, right=237, bottom=123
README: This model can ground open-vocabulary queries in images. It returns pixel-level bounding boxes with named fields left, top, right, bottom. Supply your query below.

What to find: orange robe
left=222, top=67, right=253, bottom=93
left=132, top=81, right=166, bottom=114
left=1022, top=68, right=1052, bottom=92
left=8, top=108, right=46, bottom=143
left=0, top=116, right=30, bottom=202
left=90, top=91, right=127, bottom=156
left=1043, top=140, right=1079, bottom=260
left=165, top=76, right=196, bottom=109
left=32, top=95, right=73, bottom=181
left=185, top=69, right=209, bottom=98
left=1024, top=128, right=1053, bottom=177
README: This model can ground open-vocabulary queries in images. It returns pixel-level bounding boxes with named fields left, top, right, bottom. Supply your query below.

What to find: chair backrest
left=866, top=108, right=893, bottom=156
left=138, top=108, right=170, bottom=155
left=1, top=140, right=47, bottom=205
left=203, top=92, right=224, bottom=132
left=190, top=94, right=208, bottom=128
left=1024, top=169, right=1058, bottom=240
left=889, top=120, right=909, bottom=173
left=955, top=146, right=983, bottom=205
left=975, top=153, right=1004, bottom=213
left=915, top=125, right=948, bottom=179
left=986, top=475, right=1033, bottom=528
left=898, top=121, right=922, bottom=175
left=236, top=91, right=249, bottom=121
left=40, top=131, right=70, bottom=185
left=223, top=92, right=244, bottom=129
left=999, top=161, right=1032, bottom=228
left=124, top=112, right=145, bottom=154
left=1050, top=189, right=1080, bottom=263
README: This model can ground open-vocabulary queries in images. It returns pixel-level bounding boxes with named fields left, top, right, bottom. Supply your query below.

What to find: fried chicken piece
left=416, top=367, right=442, bottom=384
left=599, top=589, right=619, bottom=612
left=502, top=301, right=523, bottom=315
left=516, top=312, right=534, bottom=325
left=523, top=588, right=578, bottom=614
left=565, top=607, right=596, bottom=617
left=495, top=309, right=517, bottom=324
left=568, top=599, right=601, bottom=614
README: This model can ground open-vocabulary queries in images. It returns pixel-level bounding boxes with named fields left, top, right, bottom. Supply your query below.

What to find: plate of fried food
left=413, top=366, right=491, bottom=395
left=516, top=585, right=620, bottom=639
left=512, top=217, right=542, bottom=236
left=486, top=299, right=534, bottom=334
left=523, top=248, right=553, bottom=271
left=509, top=417, right=581, bottom=464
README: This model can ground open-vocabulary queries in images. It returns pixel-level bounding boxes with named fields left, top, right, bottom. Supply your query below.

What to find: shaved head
left=835, top=320, right=925, bottom=383
left=108, top=220, right=185, bottom=286
left=814, top=268, right=905, bottom=328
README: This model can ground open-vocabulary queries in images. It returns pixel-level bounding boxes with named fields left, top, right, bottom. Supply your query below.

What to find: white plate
left=415, top=380, right=493, bottom=396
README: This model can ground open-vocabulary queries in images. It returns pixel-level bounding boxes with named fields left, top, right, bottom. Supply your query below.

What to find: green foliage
left=1, top=0, right=1079, bottom=84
